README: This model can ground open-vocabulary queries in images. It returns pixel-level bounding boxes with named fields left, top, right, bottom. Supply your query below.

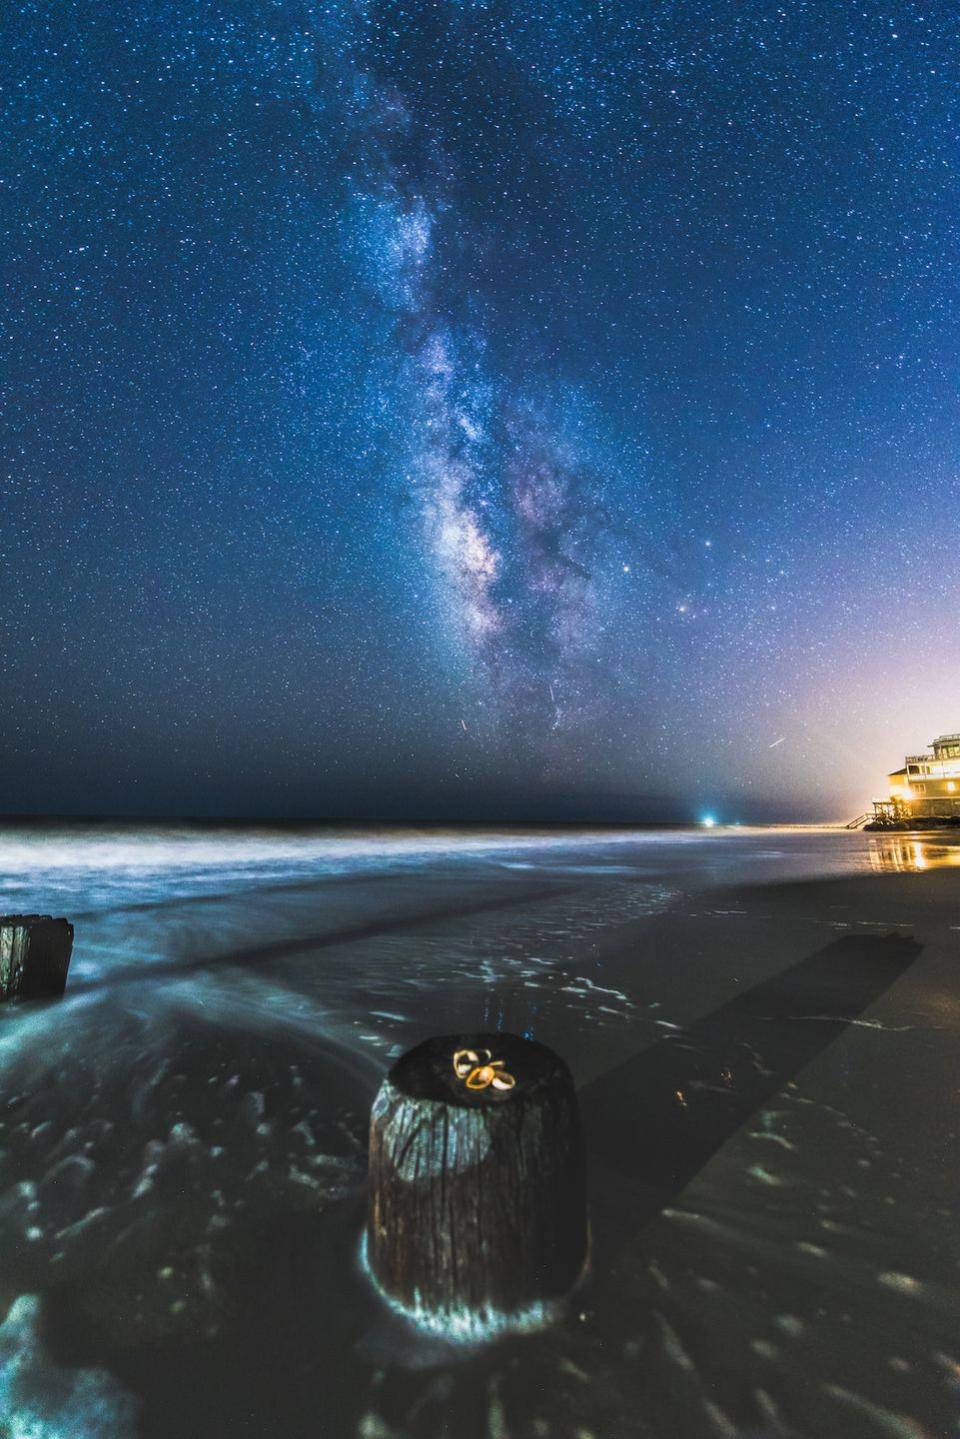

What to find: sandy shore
left=0, top=828, right=956, bottom=1438
left=546, top=864, right=960, bottom=1439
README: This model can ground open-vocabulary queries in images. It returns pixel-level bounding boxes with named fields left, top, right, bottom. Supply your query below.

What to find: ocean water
left=0, top=823, right=956, bottom=1438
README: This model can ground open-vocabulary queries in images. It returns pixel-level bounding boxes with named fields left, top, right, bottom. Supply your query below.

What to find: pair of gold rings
left=452, top=1047, right=516, bottom=1093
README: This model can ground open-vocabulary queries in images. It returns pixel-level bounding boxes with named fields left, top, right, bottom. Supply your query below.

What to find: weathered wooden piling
left=0, top=915, right=74, bottom=1001
left=365, top=1032, right=587, bottom=1341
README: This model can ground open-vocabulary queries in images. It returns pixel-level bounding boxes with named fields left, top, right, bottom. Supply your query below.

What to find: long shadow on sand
left=581, top=931, right=921, bottom=1260
left=38, top=932, right=921, bottom=1439
left=317, top=932, right=924, bottom=1436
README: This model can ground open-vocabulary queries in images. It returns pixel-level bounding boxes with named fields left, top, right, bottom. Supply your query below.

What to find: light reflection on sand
left=866, top=835, right=960, bottom=873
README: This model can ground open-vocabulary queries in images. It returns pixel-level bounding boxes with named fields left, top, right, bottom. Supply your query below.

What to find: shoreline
left=0, top=814, right=849, bottom=832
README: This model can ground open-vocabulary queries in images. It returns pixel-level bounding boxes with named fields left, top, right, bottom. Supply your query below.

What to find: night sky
left=3, top=0, right=958, bottom=823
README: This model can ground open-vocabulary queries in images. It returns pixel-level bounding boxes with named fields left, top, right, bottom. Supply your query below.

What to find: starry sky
left=2, top=0, right=958, bottom=823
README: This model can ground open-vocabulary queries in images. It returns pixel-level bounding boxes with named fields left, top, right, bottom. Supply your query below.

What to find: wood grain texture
left=367, top=1033, right=587, bottom=1333
left=0, top=915, right=74, bottom=1001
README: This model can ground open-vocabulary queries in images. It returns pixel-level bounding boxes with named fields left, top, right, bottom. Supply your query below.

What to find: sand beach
left=0, top=823, right=956, bottom=1437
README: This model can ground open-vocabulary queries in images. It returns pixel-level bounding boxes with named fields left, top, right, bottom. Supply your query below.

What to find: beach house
left=881, top=733, right=960, bottom=821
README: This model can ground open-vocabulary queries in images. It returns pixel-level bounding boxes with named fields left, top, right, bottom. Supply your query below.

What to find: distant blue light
left=701, top=814, right=717, bottom=829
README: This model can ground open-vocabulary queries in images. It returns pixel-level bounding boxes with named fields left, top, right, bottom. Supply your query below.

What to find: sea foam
left=0, top=1294, right=137, bottom=1437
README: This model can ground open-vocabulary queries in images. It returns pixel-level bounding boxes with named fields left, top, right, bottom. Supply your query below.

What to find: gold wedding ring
left=453, top=1047, right=516, bottom=1093
left=465, top=1063, right=496, bottom=1090
left=453, top=1047, right=491, bottom=1079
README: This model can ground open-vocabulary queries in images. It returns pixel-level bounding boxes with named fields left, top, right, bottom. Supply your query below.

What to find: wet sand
left=0, top=826, right=956, bottom=1437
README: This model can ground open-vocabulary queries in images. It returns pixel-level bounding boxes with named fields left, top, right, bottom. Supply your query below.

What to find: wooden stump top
left=386, top=1031, right=569, bottom=1109
left=0, top=914, right=69, bottom=926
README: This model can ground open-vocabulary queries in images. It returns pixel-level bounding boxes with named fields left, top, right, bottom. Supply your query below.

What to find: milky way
left=347, top=22, right=616, bottom=742
left=2, top=0, right=959, bottom=819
